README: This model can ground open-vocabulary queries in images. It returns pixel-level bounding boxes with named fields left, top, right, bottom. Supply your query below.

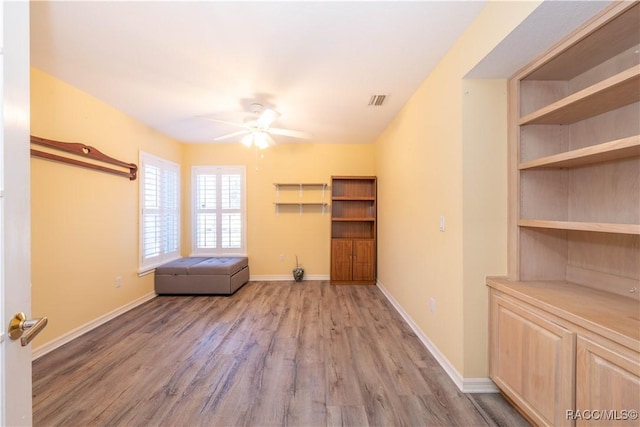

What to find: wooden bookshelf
left=330, top=176, right=376, bottom=285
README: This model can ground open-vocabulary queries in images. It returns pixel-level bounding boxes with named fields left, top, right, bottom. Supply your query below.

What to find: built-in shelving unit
left=488, top=3, right=639, bottom=425
left=273, top=182, right=329, bottom=215
left=330, top=176, right=376, bottom=285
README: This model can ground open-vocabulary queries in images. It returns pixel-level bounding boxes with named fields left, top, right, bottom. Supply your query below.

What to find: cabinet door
left=490, top=293, right=576, bottom=426
left=576, top=337, right=640, bottom=427
left=352, top=239, right=374, bottom=281
left=331, top=239, right=353, bottom=281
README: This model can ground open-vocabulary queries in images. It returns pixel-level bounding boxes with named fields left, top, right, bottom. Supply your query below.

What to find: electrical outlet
left=279, top=254, right=285, bottom=262
left=439, top=216, right=446, bottom=232
left=429, top=297, right=436, bottom=313
left=115, top=276, right=122, bottom=288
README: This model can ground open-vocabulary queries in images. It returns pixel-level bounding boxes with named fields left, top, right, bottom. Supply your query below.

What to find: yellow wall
left=30, top=68, right=183, bottom=347
left=461, top=79, right=508, bottom=376
left=182, top=142, right=375, bottom=276
left=374, top=1, right=539, bottom=378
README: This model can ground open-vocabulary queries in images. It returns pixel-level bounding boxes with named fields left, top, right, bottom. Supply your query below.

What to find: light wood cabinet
left=330, top=176, right=376, bottom=285
left=490, top=292, right=575, bottom=426
left=576, top=337, right=640, bottom=427
left=489, top=3, right=640, bottom=425
left=488, top=281, right=640, bottom=427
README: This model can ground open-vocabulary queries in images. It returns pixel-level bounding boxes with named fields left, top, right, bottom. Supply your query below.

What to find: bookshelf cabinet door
left=331, top=239, right=353, bottom=281
left=352, top=239, right=375, bottom=282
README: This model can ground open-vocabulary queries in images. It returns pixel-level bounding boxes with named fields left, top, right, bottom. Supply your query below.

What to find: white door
left=1, top=1, right=34, bottom=426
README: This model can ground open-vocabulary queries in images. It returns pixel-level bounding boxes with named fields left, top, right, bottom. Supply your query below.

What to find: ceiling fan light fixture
left=205, top=101, right=306, bottom=146
left=241, top=133, right=254, bottom=147
left=241, top=131, right=270, bottom=149
left=254, top=132, right=270, bottom=149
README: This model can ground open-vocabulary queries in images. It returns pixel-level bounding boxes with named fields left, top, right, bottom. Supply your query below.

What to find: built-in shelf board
left=274, top=202, right=329, bottom=215
left=518, top=219, right=640, bottom=235
left=487, top=277, right=640, bottom=348
left=523, top=3, right=640, bottom=81
left=519, top=135, right=640, bottom=169
left=518, top=67, right=640, bottom=125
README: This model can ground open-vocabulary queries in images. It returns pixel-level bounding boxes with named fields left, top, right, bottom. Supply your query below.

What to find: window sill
left=138, top=255, right=182, bottom=276
left=189, top=252, right=248, bottom=258
left=137, top=268, right=155, bottom=277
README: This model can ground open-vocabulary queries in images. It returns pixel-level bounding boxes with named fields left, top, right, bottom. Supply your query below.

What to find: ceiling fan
left=203, top=103, right=310, bottom=149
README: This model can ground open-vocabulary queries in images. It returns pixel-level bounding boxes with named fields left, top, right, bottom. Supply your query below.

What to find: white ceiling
left=30, top=1, right=612, bottom=146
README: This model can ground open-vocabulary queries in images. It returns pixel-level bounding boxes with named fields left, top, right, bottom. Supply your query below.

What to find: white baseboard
left=249, top=274, right=330, bottom=282
left=462, top=377, right=499, bottom=393
left=32, top=292, right=156, bottom=361
left=376, top=280, right=498, bottom=394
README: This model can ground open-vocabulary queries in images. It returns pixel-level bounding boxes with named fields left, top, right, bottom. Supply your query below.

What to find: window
left=192, top=166, right=246, bottom=256
left=139, top=152, right=180, bottom=271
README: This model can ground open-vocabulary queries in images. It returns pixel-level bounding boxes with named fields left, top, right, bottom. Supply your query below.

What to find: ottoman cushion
left=155, top=257, right=209, bottom=275
left=188, top=257, right=248, bottom=275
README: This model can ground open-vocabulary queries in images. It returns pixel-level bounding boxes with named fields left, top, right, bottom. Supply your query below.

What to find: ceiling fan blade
left=213, top=130, right=250, bottom=141
left=268, top=127, right=312, bottom=139
left=256, top=108, right=281, bottom=128
left=199, top=116, right=247, bottom=129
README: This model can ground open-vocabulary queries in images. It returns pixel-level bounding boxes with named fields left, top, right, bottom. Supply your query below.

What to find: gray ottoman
left=154, top=257, right=249, bottom=295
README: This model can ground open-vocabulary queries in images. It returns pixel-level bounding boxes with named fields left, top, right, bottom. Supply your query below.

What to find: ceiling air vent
left=368, top=94, right=387, bottom=106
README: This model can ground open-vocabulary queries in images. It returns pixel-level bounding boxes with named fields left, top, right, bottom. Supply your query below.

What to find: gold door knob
left=8, top=312, right=48, bottom=346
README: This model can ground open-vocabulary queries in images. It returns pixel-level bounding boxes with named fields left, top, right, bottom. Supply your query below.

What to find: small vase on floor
left=293, top=255, right=304, bottom=282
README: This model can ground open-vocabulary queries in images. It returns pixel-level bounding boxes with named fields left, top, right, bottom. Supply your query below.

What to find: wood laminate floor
left=33, top=281, right=529, bottom=427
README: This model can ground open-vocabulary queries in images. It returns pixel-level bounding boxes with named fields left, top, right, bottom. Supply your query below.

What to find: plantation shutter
left=140, top=152, right=180, bottom=271
left=192, top=166, right=246, bottom=255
